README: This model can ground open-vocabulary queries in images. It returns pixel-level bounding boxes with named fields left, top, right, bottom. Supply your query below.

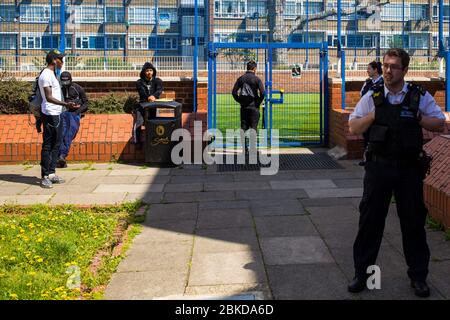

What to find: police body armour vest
left=367, top=83, right=424, bottom=159
left=361, top=77, right=384, bottom=97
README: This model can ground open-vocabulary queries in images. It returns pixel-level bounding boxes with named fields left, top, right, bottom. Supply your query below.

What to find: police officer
left=232, top=61, right=265, bottom=154
left=348, top=48, right=445, bottom=298
left=359, top=61, right=384, bottom=166
left=57, top=71, right=88, bottom=168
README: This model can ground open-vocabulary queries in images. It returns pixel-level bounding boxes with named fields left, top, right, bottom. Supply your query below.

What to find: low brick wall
left=423, top=135, right=450, bottom=229
left=0, top=113, right=207, bottom=164
left=328, top=78, right=450, bottom=159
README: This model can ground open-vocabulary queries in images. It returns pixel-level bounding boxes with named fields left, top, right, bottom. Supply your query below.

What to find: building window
left=410, top=4, right=429, bottom=20
left=306, top=1, right=323, bottom=14
left=0, top=35, right=16, bottom=49
left=20, top=5, right=50, bottom=23
left=159, top=8, right=178, bottom=23
left=129, top=36, right=148, bottom=49
left=106, top=35, right=125, bottom=49
left=381, top=3, right=406, bottom=21
left=21, top=36, right=41, bottom=49
left=75, top=6, right=104, bottom=23
left=327, top=34, right=346, bottom=48
left=432, top=5, right=449, bottom=21
left=409, top=34, right=428, bottom=49
left=247, top=1, right=267, bottom=17
left=213, top=33, right=237, bottom=43
left=214, top=0, right=247, bottom=18
left=128, top=7, right=156, bottom=24
left=75, top=36, right=104, bottom=49
left=284, top=1, right=302, bottom=19
left=149, top=37, right=178, bottom=50
left=0, top=5, right=17, bottom=22
left=106, top=7, right=125, bottom=23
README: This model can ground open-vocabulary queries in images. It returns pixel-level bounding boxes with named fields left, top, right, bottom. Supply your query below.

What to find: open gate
left=208, top=42, right=328, bottom=147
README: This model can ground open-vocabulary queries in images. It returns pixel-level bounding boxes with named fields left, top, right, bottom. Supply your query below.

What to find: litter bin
left=141, top=100, right=182, bottom=165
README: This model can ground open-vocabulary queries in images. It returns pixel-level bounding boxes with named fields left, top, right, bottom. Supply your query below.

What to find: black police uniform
left=232, top=71, right=265, bottom=130
left=353, top=83, right=431, bottom=282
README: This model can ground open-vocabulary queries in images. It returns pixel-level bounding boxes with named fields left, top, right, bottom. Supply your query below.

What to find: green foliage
left=0, top=72, right=32, bottom=114
left=0, top=203, right=142, bottom=300
left=88, top=93, right=138, bottom=114
left=426, top=215, right=444, bottom=231
left=123, top=94, right=140, bottom=114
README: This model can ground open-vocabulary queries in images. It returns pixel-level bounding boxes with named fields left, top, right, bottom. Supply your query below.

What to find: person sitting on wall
left=57, top=71, right=88, bottom=168
left=133, top=62, right=164, bottom=145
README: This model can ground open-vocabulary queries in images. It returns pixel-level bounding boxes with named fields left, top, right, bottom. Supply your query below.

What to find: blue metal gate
left=208, top=42, right=328, bottom=147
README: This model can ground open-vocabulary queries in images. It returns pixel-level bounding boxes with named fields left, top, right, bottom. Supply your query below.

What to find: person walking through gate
left=134, top=62, right=164, bottom=146
left=348, top=48, right=445, bottom=298
left=38, top=49, right=77, bottom=188
left=358, top=61, right=384, bottom=166
left=57, top=71, right=88, bottom=168
left=232, top=61, right=265, bottom=154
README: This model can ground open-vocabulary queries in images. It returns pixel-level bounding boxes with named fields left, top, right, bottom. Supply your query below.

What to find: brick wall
left=423, top=135, right=450, bottom=229
left=328, top=79, right=450, bottom=159
left=78, top=80, right=208, bottom=113
left=0, top=113, right=207, bottom=164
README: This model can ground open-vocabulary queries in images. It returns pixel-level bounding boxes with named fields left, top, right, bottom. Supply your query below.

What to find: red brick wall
left=328, top=79, right=450, bottom=159
left=0, top=113, right=207, bottom=164
left=60, top=80, right=207, bottom=113
left=423, top=135, right=450, bottom=229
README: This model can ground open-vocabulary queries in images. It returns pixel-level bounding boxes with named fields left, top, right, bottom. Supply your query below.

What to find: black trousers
left=41, top=114, right=63, bottom=178
left=240, top=105, right=260, bottom=131
left=353, top=160, right=430, bottom=281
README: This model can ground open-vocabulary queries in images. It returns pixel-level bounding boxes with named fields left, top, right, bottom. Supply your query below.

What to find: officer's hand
left=368, top=111, right=375, bottom=121
left=148, top=96, right=156, bottom=102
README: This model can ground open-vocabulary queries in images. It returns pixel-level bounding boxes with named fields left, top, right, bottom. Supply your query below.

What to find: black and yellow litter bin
left=141, top=100, right=182, bottom=164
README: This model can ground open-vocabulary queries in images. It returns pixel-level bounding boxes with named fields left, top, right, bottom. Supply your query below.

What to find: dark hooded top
left=136, top=62, right=163, bottom=103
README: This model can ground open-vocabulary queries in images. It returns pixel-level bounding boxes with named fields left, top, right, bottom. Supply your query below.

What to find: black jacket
left=62, top=82, right=88, bottom=115
left=136, top=62, right=163, bottom=103
left=232, top=71, right=265, bottom=108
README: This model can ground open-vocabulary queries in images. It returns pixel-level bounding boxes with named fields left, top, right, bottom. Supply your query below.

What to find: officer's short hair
left=383, top=48, right=410, bottom=70
left=368, top=61, right=382, bottom=75
left=247, top=61, right=257, bottom=71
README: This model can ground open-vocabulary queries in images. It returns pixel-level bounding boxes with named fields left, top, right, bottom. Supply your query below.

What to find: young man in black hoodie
left=133, top=62, right=164, bottom=145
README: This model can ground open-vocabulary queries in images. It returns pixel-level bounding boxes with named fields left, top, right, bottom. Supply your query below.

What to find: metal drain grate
left=217, top=153, right=343, bottom=172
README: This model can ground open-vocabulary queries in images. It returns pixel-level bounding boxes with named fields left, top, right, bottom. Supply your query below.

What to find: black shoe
left=411, top=280, right=430, bottom=298
left=56, top=157, right=67, bottom=168
left=347, top=277, right=367, bottom=293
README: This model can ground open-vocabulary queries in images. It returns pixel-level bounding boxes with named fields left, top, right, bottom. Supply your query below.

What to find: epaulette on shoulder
left=407, top=82, right=426, bottom=96
left=371, top=84, right=384, bottom=107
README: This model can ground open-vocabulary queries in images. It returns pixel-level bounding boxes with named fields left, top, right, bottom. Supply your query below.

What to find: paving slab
left=117, top=242, right=192, bottom=273
left=232, top=172, right=297, bottom=182
left=184, top=285, right=270, bottom=299
left=236, top=190, right=308, bottom=201
left=146, top=203, right=198, bottom=222
left=194, top=227, right=260, bottom=254
left=93, top=183, right=164, bottom=193
left=254, top=216, right=319, bottom=238
left=22, top=184, right=97, bottom=195
left=170, top=175, right=234, bottom=184
left=50, top=192, right=126, bottom=205
left=250, top=199, right=306, bottom=216
left=137, top=219, right=196, bottom=243
left=125, top=192, right=164, bottom=204
left=306, top=205, right=359, bottom=225
left=197, top=208, right=253, bottom=229
left=163, top=191, right=236, bottom=203
left=260, top=236, right=334, bottom=265
left=270, top=179, right=337, bottom=190
left=199, top=200, right=250, bottom=210
left=0, top=195, right=52, bottom=205
left=108, top=168, right=170, bottom=176
left=300, top=197, right=358, bottom=208
left=163, top=183, right=204, bottom=193
left=266, top=264, right=352, bottom=300
left=189, top=251, right=266, bottom=286
left=293, top=170, right=361, bottom=180
left=104, top=269, right=188, bottom=300
left=305, top=188, right=363, bottom=199
left=0, top=185, right=31, bottom=196
left=429, top=260, right=450, bottom=299
left=313, top=222, right=359, bottom=249
left=332, top=178, right=363, bottom=188
left=135, top=175, right=171, bottom=184
left=204, top=181, right=271, bottom=191
left=171, top=168, right=207, bottom=176
left=69, top=175, right=138, bottom=185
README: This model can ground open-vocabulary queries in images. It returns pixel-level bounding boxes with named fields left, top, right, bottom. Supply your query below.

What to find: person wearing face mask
left=133, top=62, right=164, bottom=145
left=56, top=71, right=88, bottom=168
left=38, top=49, right=76, bottom=188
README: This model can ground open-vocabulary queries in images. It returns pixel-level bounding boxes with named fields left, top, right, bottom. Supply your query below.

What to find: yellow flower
left=37, top=237, right=43, bottom=243
left=9, top=293, right=18, bottom=300
left=26, top=282, right=32, bottom=286
left=36, top=258, right=43, bottom=263
left=28, top=271, right=36, bottom=276
left=9, top=256, right=16, bottom=261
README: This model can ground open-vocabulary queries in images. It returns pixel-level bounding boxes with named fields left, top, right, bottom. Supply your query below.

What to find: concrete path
left=0, top=151, right=449, bottom=300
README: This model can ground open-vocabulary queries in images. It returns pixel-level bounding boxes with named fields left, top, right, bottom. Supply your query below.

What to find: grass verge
left=0, top=201, right=143, bottom=300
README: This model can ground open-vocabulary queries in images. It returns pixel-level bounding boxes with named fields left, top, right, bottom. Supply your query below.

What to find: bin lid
left=140, top=100, right=182, bottom=109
